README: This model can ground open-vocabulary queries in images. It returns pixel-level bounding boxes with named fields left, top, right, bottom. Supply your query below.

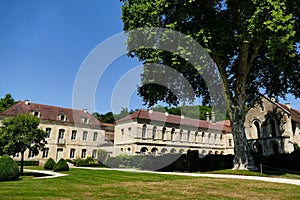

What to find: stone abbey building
left=245, top=96, right=300, bottom=155
left=114, top=110, right=234, bottom=156
left=0, top=100, right=110, bottom=164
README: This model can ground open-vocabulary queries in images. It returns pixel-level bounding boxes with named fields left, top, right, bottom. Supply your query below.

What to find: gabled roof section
left=278, top=103, right=300, bottom=123
left=117, top=110, right=231, bottom=133
left=0, top=100, right=101, bottom=126
left=261, top=95, right=300, bottom=123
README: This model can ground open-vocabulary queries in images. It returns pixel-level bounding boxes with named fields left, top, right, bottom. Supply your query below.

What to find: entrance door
left=56, top=148, right=63, bottom=161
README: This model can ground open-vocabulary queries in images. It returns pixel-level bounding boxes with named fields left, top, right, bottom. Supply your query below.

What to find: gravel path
left=24, top=167, right=300, bottom=186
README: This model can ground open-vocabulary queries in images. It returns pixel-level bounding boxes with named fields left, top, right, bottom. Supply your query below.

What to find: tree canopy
left=0, top=114, right=47, bottom=174
left=0, top=94, right=15, bottom=112
left=121, top=0, right=300, bottom=169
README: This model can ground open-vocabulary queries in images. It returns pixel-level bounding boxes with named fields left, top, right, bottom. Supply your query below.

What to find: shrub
left=16, top=161, right=39, bottom=166
left=0, top=154, right=20, bottom=181
left=98, top=149, right=108, bottom=164
left=73, top=157, right=100, bottom=167
left=53, top=158, right=69, bottom=172
left=44, top=158, right=56, bottom=170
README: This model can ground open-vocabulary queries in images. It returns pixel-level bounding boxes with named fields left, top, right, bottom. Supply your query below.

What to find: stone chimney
left=83, top=109, right=88, bottom=113
left=165, top=112, right=169, bottom=116
left=285, top=103, right=291, bottom=109
left=24, top=100, right=30, bottom=105
left=149, top=109, right=153, bottom=114
left=206, top=112, right=210, bottom=121
left=181, top=115, right=185, bottom=119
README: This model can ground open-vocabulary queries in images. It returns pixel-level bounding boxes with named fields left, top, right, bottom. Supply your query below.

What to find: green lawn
left=0, top=168, right=299, bottom=200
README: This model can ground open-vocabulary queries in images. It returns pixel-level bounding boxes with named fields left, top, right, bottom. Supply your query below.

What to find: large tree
left=121, top=0, right=300, bottom=169
left=0, top=94, right=15, bottom=112
left=0, top=114, right=47, bottom=175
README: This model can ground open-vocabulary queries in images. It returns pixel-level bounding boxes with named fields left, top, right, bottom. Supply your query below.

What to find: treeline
left=93, top=105, right=229, bottom=124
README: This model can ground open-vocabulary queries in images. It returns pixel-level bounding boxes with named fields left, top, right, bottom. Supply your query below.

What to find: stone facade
left=0, top=100, right=108, bottom=164
left=245, top=96, right=300, bottom=155
left=114, top=110, right=234, bottom=156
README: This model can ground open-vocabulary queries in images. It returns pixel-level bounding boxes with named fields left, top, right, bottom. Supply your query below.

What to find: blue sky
left=0, top=0, right=299, bottom=114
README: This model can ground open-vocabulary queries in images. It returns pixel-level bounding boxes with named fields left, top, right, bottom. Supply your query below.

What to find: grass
left=0, top=168, right=299, bottom=199
left=205, top=169, right=300, bottom=179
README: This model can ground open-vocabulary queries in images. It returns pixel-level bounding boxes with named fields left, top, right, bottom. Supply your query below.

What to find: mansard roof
left=117, top=110, right=231, bottom=133
left=0, top=100, right=101, bottom=126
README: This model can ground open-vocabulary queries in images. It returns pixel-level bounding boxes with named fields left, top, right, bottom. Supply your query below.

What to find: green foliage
left=0, top=94, right=15, bottom=112
left=72, top=157, right=100, bottom=167
left=97, top=149, right=108, bottom=164
left=104, top=155, right=145, bottom=168
left=15, top=160, right=39, bottom=166
left=53, top=158, right=69, bottom=172
left=92, top=112, right=115, bottom=123
left=0, top=154, right=20, bottom=181
left=44, top=158, right=56, bottom=170
left=121, top=0, right=300, bottom=170
left=0, top=113, right=47, bottom=174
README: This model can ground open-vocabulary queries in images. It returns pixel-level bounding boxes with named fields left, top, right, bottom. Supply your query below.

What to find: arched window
left=152, top=126, right=157, bottom=140
left=187, top=130, right=191, bottom=142
left=142, top=124, right=147, bottom=139
left=151, top=147, right=158, bottom=156
left=254, top=121, right=261, bottom=139
left=271, top=141, right=279, bottom=154
left=195, top=131, right=198, bottom=143
left=270, top=119, right=277, bottom=137
left=171, top=128, right=175, bottom=141
left=170, top=148, right=176, bottom=154
left=179, top=129, right=183, bottom=142
left=162, top=127, right=166, bottom=141
left=140, top=147, right=148, bottom=155
left=161, top=148, right=168, bottom=155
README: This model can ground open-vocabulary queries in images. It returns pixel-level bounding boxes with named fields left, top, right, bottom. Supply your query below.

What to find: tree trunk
left=20, top=151, right=24, bottom=176
left=231, top=106, right=257, bottom=170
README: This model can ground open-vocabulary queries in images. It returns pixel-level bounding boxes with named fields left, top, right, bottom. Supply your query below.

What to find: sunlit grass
left=0, top=168, right=299, bottom=199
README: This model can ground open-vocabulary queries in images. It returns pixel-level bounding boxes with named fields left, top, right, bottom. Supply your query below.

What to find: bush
left=0, top=154, right=20, bottom=181
left=44, top=158, right=56, bottom=170
left=53, top=158, right=69, bottom=172
left=73, top=157, right=101, bottom=167
left=16, top=160, right=39, bottom=166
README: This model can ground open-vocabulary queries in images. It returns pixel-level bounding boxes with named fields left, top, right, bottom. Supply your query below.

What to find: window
left=92, top=150, right=97, bottom=158
left=58, top=129, right=65, bottom=139
left=83, top=131, right=88, bottom=141
left=229, top=139, right=232, bottom=146
left=93, top=132, right=98, bottom=142
left=70, top=149, right=75, bottom=159
left=254, top=121, right=261, bottom=139
left=46, top=128, right=51, bottom=138
left=71, top=130, right=77, bottom=140
left=33, top=111, right=40, bottom=118
left=187, top=130, right=190, bottom=142
left=81, top=149, right=87, bottom=158
left=195, top=131, right=198, bottom=143
left=14, top=152, right=19, bottom=157
left=171, top=128, right=175, bottom=141
left=42, top=148, right=49, bottom=158
left=121, top=129, right=124, bottom=136
left=179, top=129, right=183, bottom=142
left=82, top=117, right=89, bottom=124
left=142, top=124, right=147, bottom=139
left=152, top=126, right=157, bottom=140
left=28, top=150, right=35, bottom=158
left=59, top=114, right=66, bottom=122
left=162, top=127, right=166, bottom=141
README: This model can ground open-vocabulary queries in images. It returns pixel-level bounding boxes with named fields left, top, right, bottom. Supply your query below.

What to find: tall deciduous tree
left=121, top=0, right=300, bottom=169
left=0, top=94, right=15, bottom=112
left=0, top=114, right=47, bottom=175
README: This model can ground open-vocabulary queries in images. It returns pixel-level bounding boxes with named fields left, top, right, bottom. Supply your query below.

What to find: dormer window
left=32, top=111, right=40, bottom=118
left=59, top=114, right=66, bottom=122
left=82, top=117, right=89, bottom=124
